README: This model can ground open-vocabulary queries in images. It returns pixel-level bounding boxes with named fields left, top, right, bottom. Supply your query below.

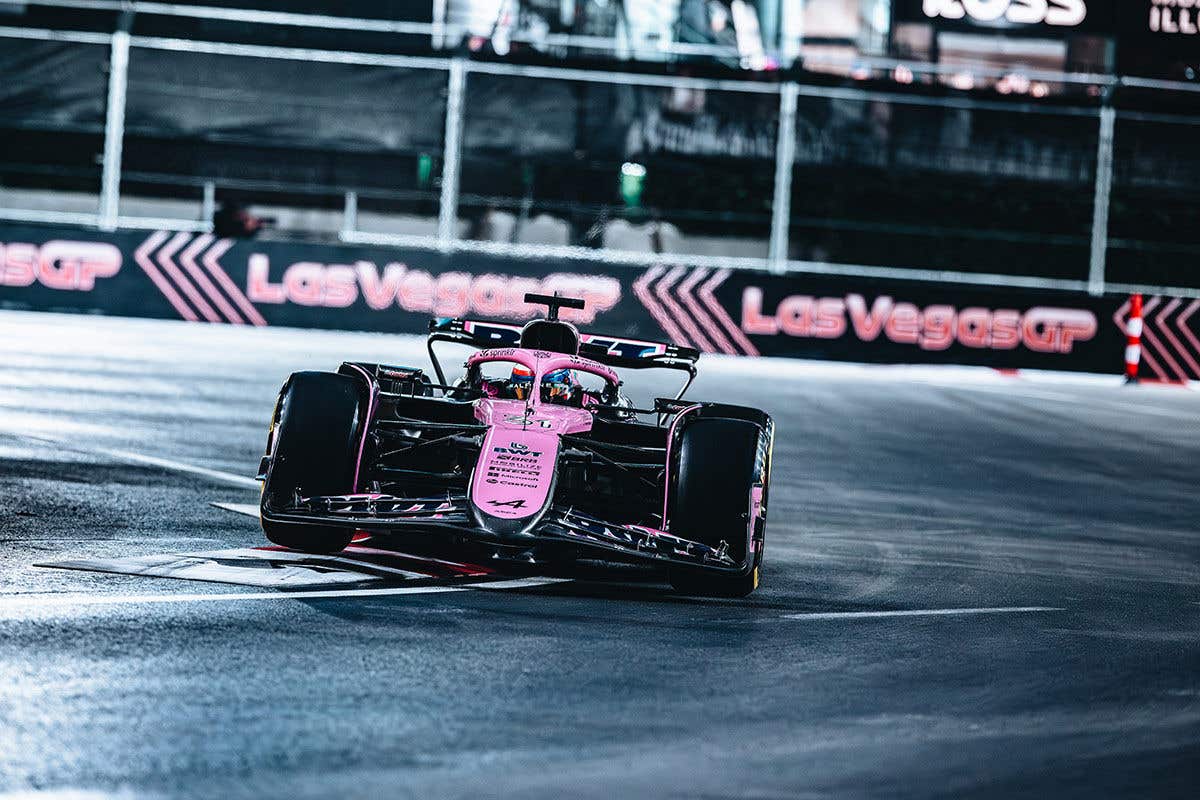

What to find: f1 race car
left=257, top=294, right=774, bottom=596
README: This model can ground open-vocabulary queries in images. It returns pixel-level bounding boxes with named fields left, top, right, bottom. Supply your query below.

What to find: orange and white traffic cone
left=1125, top=293, right=1143, bottom=384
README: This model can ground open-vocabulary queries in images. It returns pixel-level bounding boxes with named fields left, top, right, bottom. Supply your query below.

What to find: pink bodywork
left=341, top=362, right=379, bottom=492
left=466, top=348, right=615, bottom=524
left=660, top=403, right=702, bottom=528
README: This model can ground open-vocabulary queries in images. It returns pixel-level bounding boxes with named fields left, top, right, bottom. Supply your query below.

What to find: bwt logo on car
left=741, top=288, right=1097, bottom=353
left=922, top=0, right=1087, bottom=26
left=245, top=255, right=620, bottom=322
left=0, top=241, right=122, bottom=290
left=493, top=444, right=542, bottom=458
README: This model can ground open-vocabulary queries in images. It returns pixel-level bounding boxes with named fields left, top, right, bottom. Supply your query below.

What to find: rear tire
left=666, top=417, right=768, bottom=598
left=261, top=371, right=363, bottom=554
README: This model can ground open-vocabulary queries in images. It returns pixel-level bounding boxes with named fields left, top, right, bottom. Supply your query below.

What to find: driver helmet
left=509, top=365, right=534, bottom=400
left=541, top=368, right=577, bottom=403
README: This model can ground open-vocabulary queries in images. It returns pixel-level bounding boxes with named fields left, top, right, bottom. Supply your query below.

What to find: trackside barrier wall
left=4, top=223, right=1199, bottom=380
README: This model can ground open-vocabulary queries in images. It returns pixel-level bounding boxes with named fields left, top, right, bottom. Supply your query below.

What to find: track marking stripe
left=91, top=447, right=259, bottom=488
left=202, top=547, right=434, bottom=580
left=782, top=606, right=1061, bottom=621
left=928, top=383, right=1195, bottom=420
left=922, top=382, right=1079, bottom=403
left=211, top=501, right=261, bottom=517
left=10, top=433, right=259, bottom=489
left=0, top=577, right=569, bottom=611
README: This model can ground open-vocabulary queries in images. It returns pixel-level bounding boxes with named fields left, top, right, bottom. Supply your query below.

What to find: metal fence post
left=438, top=59, right=467, bottom=251
left=1087, top=104, right=1116, bottom=297
left=341, top=190, right=358, bottom=239
left=201, top=180, right=216, bottom=231
left=780, top=0, right=804, bottom=67
left=431, top=0, right=448, bottom=49
left=98, top=29, right=130, bottom=231
left=768, top=82, right=798, bottom=273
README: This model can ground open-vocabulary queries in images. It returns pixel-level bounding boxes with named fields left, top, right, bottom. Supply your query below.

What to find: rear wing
left=427, top=318, right=699, bottom=398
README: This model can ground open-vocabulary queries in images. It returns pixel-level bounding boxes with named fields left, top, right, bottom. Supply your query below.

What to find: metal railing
left=1, top=20, right=1200, bottom=299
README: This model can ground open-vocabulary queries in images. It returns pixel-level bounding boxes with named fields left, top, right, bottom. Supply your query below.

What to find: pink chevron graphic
left=134, top=230, right=198, bottom=322
left=134, top=231, right=268, bottom=326
left=1178, top=300, right=1200, bottom=366
left=698, top=269, right=759, bottom=357
left=157, top=231, right=219, bottom=322
left=180, top=234, right=244, bottom=325
left=202, top=237, right=267, bottom=326
left=656, top=266, right=712, bottom=352
left=1156, top=298, right=1200, bottom=379
left=677, top=267, right=736, bottom=355
left=1142, top=295, right=1190, bottom=382
left=632, top=266, right=759, bottom=356
left=1111, top=297, right=1129, bottom=332
left=632, top=265, right=692, bottom=348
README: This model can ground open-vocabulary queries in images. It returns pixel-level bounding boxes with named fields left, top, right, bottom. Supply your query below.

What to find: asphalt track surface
left=1, top=310, right=1198, bottom=799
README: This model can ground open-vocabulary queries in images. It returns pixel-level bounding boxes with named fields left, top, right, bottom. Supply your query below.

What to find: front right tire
left=666, top=416, right=769, bottom=598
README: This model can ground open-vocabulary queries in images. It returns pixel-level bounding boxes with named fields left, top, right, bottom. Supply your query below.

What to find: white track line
left=927, top=382, right=1196, bottom=419
left=211, top=501, right=261, bottom=517
left=0, top=577, right=569, bottom=612
left=91, top=446, right=259, bottom=488
left=8, top=431, right=259, bottom=489
left=782, top=606, right=1061, bottom=621
left=920, top=382, right=1082, bottom=404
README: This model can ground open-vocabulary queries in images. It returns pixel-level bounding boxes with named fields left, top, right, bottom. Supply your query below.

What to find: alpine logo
left=922, top=0, right=1086, bottom=26
left=488, top=499, right=528, bottom=509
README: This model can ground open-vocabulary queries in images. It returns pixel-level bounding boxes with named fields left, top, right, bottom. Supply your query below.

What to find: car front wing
left=260, top=492, right=742, bottom=572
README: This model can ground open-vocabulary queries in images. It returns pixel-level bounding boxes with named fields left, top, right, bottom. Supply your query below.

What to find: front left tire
left=260, top=371, right=363, bottom=554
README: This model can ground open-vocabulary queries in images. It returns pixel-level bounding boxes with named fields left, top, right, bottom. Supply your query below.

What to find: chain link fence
left=1, top=26, right=1199, bottom=295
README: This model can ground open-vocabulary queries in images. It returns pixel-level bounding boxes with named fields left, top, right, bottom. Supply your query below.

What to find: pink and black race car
left=257, top=294, right=774, bottom=596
